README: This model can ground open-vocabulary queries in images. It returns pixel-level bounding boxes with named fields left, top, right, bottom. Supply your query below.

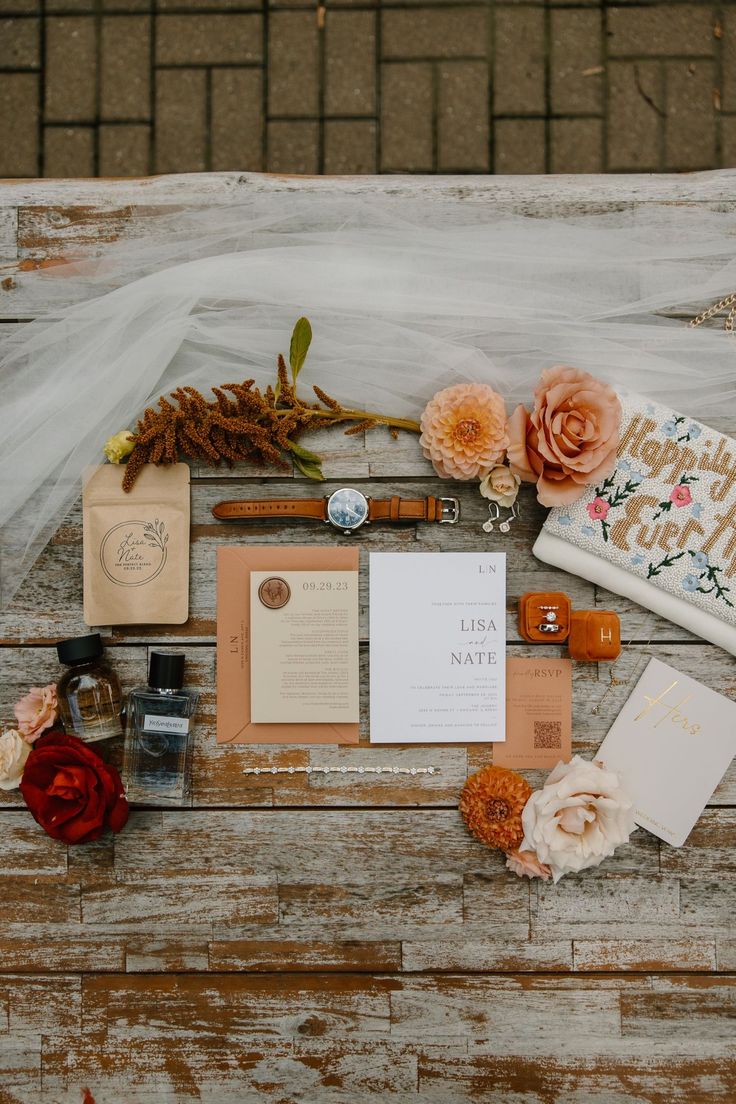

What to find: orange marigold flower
left=459, top=765, right=532, bottom=852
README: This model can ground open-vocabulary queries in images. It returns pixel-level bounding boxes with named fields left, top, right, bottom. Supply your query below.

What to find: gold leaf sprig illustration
left=142, top=519, right=168, bottom=552
left=119, top=317, right=420, bottom=492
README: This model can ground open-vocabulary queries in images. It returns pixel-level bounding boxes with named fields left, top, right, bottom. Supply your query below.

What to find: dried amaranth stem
left=121, top=317, right=420, bottom=491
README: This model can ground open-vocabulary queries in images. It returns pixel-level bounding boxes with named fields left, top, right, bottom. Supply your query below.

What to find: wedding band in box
left=518, top=592, right=572, bottom=643
left=212, top=488, right=460, bottom=534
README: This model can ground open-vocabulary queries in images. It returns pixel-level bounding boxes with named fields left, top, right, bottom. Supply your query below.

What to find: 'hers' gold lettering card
left=598, top=657, right=736, bottom=847
left=494, top=658, right=572, bottom=770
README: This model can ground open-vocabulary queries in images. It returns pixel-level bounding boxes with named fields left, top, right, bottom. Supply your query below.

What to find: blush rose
left=505, top=849, right=551, bottom=882
left=19, top=731, right=129, bottom=844
left=507, top=367, right=622, bottom=508
left=14, top=683, right=59, bottom=743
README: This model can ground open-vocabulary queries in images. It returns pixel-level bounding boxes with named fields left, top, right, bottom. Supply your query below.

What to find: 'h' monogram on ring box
left=568, top=610, right=621, bottom=662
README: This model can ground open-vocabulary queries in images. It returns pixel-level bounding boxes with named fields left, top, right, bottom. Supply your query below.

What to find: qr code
left=534, top=720, right=562, bottom=749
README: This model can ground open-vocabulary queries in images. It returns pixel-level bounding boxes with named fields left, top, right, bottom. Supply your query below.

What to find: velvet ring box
left=568, top=610, right=621, bottom=662
left=518, top=591, right=571, bottom=643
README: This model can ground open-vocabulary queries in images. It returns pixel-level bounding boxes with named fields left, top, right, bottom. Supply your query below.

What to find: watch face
left=326, top=488, right=369, bottom=531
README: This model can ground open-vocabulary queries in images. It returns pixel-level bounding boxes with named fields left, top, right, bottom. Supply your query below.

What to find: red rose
left=19, top=730, right=129, bottom=844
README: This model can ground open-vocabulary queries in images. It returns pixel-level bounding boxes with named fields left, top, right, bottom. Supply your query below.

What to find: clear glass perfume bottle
left=56, top=633, right=123, bottom=743
left=122, top=651, right=199, bottom=806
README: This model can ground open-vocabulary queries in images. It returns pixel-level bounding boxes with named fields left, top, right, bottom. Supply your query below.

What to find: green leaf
left=292, top=453, right=325, bottom=481
left=289, top=317, right=312, bottom=382
left=287, top=439, right=323, bottom=464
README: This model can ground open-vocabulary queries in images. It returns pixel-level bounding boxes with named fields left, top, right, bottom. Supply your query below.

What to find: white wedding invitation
left=597, top=657, right=736, bottom=846
left=369, top=552, right=506, bottom=743
left=250, top=570, right=359, bottom=724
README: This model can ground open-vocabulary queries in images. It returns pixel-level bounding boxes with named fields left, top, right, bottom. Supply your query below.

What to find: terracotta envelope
left=216, top=545, right=360, bottom=744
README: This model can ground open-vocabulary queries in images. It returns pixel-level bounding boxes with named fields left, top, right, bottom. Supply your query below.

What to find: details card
left=369, top=551, right=506, bottom=743
left=250, top=570, right=359, bottom=724
left=494, top=657, right=572, bottom=769
left=597, top=656, right=736, bottom=847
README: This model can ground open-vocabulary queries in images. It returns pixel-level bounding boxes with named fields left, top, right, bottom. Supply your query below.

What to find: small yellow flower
left=104, top=430, right=136, bottom=464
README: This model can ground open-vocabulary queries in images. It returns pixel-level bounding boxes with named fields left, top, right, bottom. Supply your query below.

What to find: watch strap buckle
left=438, top=497, right=460, bottom=524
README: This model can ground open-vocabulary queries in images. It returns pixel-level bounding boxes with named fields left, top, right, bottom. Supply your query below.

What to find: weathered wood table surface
left=1, top=172, right=735, bottom=1103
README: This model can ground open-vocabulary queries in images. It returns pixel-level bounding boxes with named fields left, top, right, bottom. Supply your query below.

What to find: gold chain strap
left=688, top=292, right=736, bottom=333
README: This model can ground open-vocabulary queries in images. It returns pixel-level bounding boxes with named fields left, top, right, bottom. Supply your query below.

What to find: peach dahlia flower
left=420, top=384, right=509, bottom=480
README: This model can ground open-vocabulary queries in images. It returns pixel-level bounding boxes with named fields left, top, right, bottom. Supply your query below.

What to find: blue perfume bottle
left=122, top=652, right=199, bottom=806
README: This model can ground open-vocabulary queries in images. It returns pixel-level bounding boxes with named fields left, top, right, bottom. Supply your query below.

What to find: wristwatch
left=212, top=487, right=460, bottom=534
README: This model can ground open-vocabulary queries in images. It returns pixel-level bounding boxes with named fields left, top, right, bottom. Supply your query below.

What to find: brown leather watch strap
left=212, top=493, right=459, bottom=525
left=212, top=498, right=327, bottom=521
left=368, top=495, right=444, bottom=523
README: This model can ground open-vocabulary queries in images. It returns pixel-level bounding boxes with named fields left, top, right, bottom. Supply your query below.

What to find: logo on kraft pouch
left=100, top=518, right=169, bottom=587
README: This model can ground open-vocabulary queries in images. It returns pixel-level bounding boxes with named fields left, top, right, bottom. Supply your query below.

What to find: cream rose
left=519, top=756, right=635, bottom=883
left=0, top=729, right=31, bottom=791
left=479, top=464, right=521, bottom=508
left=104, top=430, right=136, bottom=464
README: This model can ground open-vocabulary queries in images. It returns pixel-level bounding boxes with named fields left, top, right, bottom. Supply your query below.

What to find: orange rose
left=507, top=367, right=621, bottom=507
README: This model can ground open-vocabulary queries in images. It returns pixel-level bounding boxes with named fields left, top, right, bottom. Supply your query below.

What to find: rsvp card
left=369, top=552, right=506, bottom=743
left=597, top=657, right=736, bottom=846
left=494, top=658, right=572, bottom=769
left=250, top=570, right=359, bottom=724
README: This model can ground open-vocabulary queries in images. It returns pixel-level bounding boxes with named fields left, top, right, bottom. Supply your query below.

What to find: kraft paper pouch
left=83, top=463, right=190, bottom=626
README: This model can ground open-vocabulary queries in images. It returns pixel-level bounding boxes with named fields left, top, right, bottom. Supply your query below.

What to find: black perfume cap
left=56, top=633, right=104, bottom=666
left=149, top=651, right=185, bottom=690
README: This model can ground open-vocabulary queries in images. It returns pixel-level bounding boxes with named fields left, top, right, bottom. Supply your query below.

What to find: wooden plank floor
left=1, top=173, right=735, bottom=1103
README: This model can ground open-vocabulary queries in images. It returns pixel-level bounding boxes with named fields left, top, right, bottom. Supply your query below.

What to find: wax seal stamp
left=258, top=576, right=291, bottom=609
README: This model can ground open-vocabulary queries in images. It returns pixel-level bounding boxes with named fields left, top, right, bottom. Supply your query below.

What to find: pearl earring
left=482, top=502, right=500, bottom=533
left=499, top=502, right=521, bottom=534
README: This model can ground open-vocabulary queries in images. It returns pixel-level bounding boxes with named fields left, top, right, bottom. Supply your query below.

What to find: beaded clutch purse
left=533, top=393, right=736, bottom=655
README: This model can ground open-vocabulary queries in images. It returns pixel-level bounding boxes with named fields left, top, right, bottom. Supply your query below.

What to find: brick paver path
left=0, top=2, right=732, bottom=176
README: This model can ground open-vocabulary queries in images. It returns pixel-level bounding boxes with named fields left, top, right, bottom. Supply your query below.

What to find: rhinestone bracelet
left=242, top=764, right=439, bottom=776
